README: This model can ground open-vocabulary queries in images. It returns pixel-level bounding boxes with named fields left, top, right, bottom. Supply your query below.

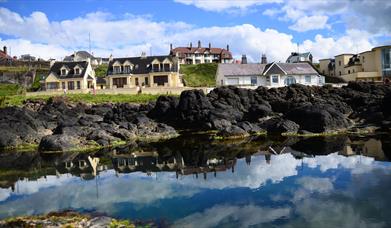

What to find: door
left=153, top=75, right=168, bottom=86
left=113, top=78, right=127, bottom=88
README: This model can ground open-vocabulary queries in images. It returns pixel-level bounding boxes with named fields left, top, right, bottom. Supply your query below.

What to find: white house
left=216, top=62, right=325, bottom=88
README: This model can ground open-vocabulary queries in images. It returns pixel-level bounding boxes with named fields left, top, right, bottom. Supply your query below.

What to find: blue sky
left=0, top=0, right=390, bottom=62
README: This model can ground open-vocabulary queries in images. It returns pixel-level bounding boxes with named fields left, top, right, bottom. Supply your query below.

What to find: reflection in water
left=1, top=134, right=391, bottom=227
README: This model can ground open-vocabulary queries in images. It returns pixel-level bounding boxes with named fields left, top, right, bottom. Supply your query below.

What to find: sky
left=0, top=0, right=390, bottom=62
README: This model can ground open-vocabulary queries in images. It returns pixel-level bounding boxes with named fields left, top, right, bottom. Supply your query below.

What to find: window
left=47, top=82, right=59, bottom=90
left=305, top=75, right=311, bottom=84
left=75, top=68, right=80, bottom=75
left=250, top=76, right=257, bottom=86
left=339, top=61, right=341, bottom=66
left=135, top=78, right=139, bottom=86
left=124, top=65, right=131, bottom=73
left=153, top=64, right=160, bottom=72
left=272, top=75, right=279, bottom=84
left=113, top=66, right=121, bottom=74
left=163, top=63, right=170, bottom=71
left=76, top=81, right=81, bottom=89
left=113, top=78, right=127, bottom=88
left=285, top=76, right=296, bottom=86
left=353, top=69, right=355, bottom=73
left=68, top=81, right=75, bottom=90
left=61, top=69, right=67, bottom=75
left=348, top=70, right=350, bottom=74
left=339, top=71, right=342, bottom=76
left=362, top=56, right=365, bottom=63
left=145, top=77, right=149, bottom=86
left=62, top=82, right=65, bottom=89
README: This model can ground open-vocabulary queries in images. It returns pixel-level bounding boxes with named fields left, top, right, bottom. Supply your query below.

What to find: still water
left=1, top=134, right=391, bottom=227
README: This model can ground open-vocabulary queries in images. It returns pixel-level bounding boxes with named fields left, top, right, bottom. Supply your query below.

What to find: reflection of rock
left=290, top=136, right=348, bottom=155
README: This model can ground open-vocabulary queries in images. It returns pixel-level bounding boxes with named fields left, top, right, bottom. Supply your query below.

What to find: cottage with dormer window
left=43, top=61, right=96, bottom=91
left=106, top=54, right=183, bottom=89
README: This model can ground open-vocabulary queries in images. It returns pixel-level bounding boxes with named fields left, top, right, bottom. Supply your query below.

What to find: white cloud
left=0, top=8, right=379, bottom=63
left=174, top=0, right=282, bottom=12
left=289, top=15, right=330, bottom=32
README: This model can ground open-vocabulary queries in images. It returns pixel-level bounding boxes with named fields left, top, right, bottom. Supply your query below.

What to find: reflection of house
left=319, top=45, right=391, bottom=82
left=339, top=138, right=387, bottom=161
left=286, top=52, right=313, bottom=63
left=106, top=54, right=183, bottom=88
left=55, top=154, right=103, bottom=180
left=216, top=61, right=324, bottom=87
left=169, top=41, right=233, bottom=64
left=42, top=61, right=96, bottom=91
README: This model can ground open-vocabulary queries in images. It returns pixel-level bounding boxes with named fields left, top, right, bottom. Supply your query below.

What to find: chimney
left=198, top=40, right=201, bottom=48
left=208, top=42, right=211, bottom=49
left=189, top=42, right=192, bottom=49
left=3, top=46, right=6, bottom=55
left=241, top=54, right=247, bottom=64
left=170, top=43, right=173, bottom=51
left=141, top=51, right=147, bottom=58
left=226, top=44, right=229, bottom=51
left=261, top=54, right=267, bottom=64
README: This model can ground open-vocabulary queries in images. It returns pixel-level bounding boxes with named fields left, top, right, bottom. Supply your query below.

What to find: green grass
left=2, top=93, right=162, bottom=107
left=0, top=84, right=25, bottom=96
left=180, top=63, right=217, bottom=87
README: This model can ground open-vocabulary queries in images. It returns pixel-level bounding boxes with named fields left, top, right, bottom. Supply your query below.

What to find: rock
left=148, top=95, right=178, bottom=121
left=39, top=135, right=81, bottom=151
left=264, top=118, right=300, bottom=134
left=218, top=125, right=249, bottom=138
left=211, top=118, right=232, bottom=131
left=286, top=104, right=350, bottom=133
left=382, top=91, right=391, bottom=118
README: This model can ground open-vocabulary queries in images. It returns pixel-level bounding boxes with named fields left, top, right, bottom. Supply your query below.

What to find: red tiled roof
left=0, top=50, right=11, bottom=59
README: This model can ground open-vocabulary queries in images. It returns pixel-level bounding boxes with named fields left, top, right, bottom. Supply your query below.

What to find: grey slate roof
left=217, top=63, right=266, bottom=76
left=107, top=55, right=177, bottom=75
left=217, top=62, right=319, bottom=77
left=275, top=62, right=318, bottom=75
left=49, top=61, right=89, bottom=79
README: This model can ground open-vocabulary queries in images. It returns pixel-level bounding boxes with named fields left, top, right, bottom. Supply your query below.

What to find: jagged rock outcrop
left=0, top=82, right=390, bottom=151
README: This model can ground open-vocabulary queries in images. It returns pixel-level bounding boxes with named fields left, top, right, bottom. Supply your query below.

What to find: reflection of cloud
left=0, top=188, right=11, bottom=201
left=284, top=198, right=386, bottom=228
left=292, top=177, right=333, bottom=202
left=303, top=153, right=376, bottom=173
left=173, top=204, right=291, bottom=228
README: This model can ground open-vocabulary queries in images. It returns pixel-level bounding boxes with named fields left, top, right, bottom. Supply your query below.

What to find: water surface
left=1, top=134, right=391, bottom=227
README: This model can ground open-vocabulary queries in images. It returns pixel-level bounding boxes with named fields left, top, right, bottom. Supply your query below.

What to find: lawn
left=0, top=84, right=25, bottom=96
left=1, top=93, right=162, bottom=107
left=180, top=63, right=217, bottom=87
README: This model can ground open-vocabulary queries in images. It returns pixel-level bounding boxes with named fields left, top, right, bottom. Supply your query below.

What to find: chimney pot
left=226, top=45, right=229, bottom=51
left=170, top=43, right=173, bottom=51
left=198, top=40, right=201, bottom=48
left=3, top=46, right=7, bottom=55
left=208, top=42, right=211, bottom=49
left=190, top=42, right=192, bottom=49
left=241, top=54, right=247, bottom=64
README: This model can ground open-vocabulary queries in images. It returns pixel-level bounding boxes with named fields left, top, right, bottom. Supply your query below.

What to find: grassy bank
left=1, top=93, right=162, bottom=107
left=180, top=63, right=217, bottom=87
left=0, top=84, right=25, bottom=96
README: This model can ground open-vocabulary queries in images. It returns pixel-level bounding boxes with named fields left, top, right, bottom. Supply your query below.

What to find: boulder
left=286, top=104, right=350, bottom=133
left=264, top=118, right=300, bottom=135
left=38, top=134, right=81, bottom=151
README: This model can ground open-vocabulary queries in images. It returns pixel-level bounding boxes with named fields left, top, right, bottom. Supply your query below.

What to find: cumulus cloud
left=0, top=7, right=379, bottom=62
left=174, top=0, right=282, bottom=12
left=289, top=15, right=330, bottom=32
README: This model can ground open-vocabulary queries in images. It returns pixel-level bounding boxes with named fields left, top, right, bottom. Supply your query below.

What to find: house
left=286, top=52, right=313, bottom=63
left=19, top=54, right=36, bottom=62
left=106, top=54, right=183, bottom=89
left=170, top=40, right=233, bottom=64
left=216, top=61, right=324, bottom=88
left=64, top=51, right=106, bottom=66
left=319, top=45, right=391, bottom=82
left=42, top=61, right=96, bottom=91
left=96, top=77, right=107, bottom=89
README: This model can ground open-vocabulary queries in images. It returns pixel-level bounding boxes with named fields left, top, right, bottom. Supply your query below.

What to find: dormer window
left=124, top=65, right=131, bottom=73
left=113, top=66, right=121, bottom=74
left=75, top=68, right=80, bottom=75
left=61, top=69, right=67, bottom=75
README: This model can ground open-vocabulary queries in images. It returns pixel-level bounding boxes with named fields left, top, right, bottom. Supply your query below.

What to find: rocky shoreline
left=1, top=82, right=390, bottom=152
